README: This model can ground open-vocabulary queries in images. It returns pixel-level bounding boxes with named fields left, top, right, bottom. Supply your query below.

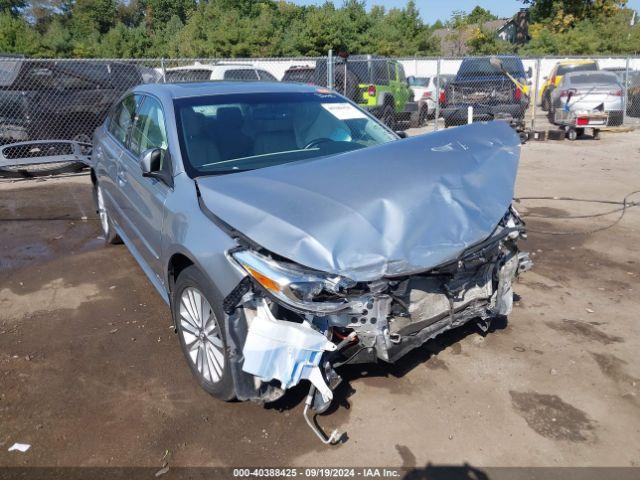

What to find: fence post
left=161, top=58, right=166, bottom=83
left=531, top=58, right=541, bottom=131
left=434, top=58, right=441, bottom=131
left=623, top=56, right=630, bottom=125
left=327, top=49, right=334, bottom=90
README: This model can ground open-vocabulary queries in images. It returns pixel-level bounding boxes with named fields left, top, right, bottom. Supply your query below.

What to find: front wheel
left=173, top=266, right=236, bottom=401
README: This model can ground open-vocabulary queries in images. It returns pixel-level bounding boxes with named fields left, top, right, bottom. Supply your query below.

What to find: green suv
left=316, top=56, right=417, bottom=128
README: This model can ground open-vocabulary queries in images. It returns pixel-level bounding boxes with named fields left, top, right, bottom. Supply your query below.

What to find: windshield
left=409, top=77, right=429, bottom=87
left=0, top=59, right=21, bottom=87
left=457, top=57, right=524, bottom=77
left=165, top=69, right=211, bottom=83
left=174, top=92, right=397, bottom=176
left=569, top=73, right=618, bottom=85
left=283, top=70, right=314, bottom=83
left=557, top=63, right=597, bottom=75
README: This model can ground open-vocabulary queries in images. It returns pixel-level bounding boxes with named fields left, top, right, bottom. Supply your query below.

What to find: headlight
left=232, top=249, right=355, bottom=314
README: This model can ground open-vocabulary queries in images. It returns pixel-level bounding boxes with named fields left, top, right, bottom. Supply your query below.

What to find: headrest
left=181, top=108, right=205, bottom=137
left=217, top=107, right=244, bottom=128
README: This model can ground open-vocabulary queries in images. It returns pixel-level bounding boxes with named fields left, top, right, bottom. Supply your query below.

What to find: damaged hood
left=197, top=121, right=521, bottom=281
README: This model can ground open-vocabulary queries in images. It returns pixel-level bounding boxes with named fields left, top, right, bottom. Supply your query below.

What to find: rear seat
left=251, top=108, right=298, bottom=156
left=215, top=107, right=253, bottom=160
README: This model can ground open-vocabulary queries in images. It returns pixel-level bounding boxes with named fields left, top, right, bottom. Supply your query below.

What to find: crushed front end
left=222, top=206, right=531, bottom=443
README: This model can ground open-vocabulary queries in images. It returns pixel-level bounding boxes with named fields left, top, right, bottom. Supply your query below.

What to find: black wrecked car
left=441, top=55, right=530, bottom=128
left=0, top=58, right=142, bottom=144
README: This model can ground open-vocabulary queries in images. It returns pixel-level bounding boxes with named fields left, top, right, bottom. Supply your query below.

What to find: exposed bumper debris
left=212, top=122, right=531, bottom=443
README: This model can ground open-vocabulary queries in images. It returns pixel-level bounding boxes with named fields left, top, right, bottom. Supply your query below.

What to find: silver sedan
left=550, top=70, right=624, bottom=126
left=89, top=81, right=530, bottom=443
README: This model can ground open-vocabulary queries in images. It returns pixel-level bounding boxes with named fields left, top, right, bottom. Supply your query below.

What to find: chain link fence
left=1, top=54, right=639, bottom=174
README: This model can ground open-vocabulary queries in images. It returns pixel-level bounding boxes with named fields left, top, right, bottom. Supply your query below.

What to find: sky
left=290, top=0, right=640, bottom=24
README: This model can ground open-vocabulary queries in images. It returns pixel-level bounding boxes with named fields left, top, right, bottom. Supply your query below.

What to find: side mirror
left=395, top=130, right=408, bottom=138
left=140, top=148, right=162, bottom=175
left=140, top=148, right=173, bottom=188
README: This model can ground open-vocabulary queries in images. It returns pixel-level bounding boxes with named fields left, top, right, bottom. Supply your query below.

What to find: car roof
left=134, top=81, right=320, bottom=100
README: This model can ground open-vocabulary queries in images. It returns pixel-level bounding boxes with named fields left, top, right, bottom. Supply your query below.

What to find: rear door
left=118, top=94, right=170, bottom=280
left=101, top=94, right=141, bottom=229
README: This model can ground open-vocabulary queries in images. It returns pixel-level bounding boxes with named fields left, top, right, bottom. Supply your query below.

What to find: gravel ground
left=0, top=128, right=639, bottom=470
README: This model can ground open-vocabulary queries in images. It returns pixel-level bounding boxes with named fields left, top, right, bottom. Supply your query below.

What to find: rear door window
left=108, top=94, right=141, bottom=145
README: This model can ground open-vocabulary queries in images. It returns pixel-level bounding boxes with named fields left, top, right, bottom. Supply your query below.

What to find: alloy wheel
left=178, top=287, right=225, bottom=383
left=96, top=186, right=109, bottom=236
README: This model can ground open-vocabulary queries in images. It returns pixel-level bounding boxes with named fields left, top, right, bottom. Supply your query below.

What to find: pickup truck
left=441, top=56, right=530, bottom=128
left=0, top=58, right=143, bottom=145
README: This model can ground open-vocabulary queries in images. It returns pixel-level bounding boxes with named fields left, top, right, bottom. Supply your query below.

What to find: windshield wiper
left=200, top=168, right=252, bottom=176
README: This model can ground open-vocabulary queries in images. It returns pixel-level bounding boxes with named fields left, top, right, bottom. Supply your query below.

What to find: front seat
left=252, top=109, right=298, bottom=156
left=180, top=109, right=221, bottom=168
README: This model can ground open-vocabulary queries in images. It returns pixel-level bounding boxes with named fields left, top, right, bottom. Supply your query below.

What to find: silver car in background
left=550, top=70, right=624, bottom=126
left=89, top=81, right=530, bottom=443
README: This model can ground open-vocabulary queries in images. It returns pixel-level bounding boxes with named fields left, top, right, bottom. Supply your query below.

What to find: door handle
left=116, top=168, right=127, bottom=186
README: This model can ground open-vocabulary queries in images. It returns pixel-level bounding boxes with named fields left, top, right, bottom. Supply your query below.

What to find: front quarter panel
left=162, top=173, right=245, bottom=302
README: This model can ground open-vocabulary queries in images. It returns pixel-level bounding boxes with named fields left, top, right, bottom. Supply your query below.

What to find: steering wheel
left=304, top=138, right=333, bottom=149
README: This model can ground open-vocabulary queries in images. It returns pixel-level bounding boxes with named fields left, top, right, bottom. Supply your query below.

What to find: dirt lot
left=0, top=129, right=639, bottom=470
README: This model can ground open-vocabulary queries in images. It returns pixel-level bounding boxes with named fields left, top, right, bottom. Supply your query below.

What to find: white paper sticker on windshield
left=321, top=103, right=368, bottom=120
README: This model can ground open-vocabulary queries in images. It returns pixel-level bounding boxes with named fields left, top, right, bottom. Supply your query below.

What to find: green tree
left=0, top=13, right=41, bottom=54
left=467, top=25, right=515, bottom=55
left=522, top=0, right=627, bottom=30
left=145, top=0, right=195, bottom=29
left=466, top=6, right=498, bottom=25
left=71, top=0, right=117, bottom=34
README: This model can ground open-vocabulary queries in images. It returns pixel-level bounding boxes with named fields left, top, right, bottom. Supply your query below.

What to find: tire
left=628, top=95, right=639, bottom=117
left=173, top=266, right=236, bottom=401
left=418, top=105, right=429, bottom=126
left=567, top=128, right=577, bottom=141
left=93, top=183, right=122, bottom=245
left=381, top=104, right=396, bottom=130
left=547, top=103, right=556, bottom=124
left=541, top=91, right=550, bottom=112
